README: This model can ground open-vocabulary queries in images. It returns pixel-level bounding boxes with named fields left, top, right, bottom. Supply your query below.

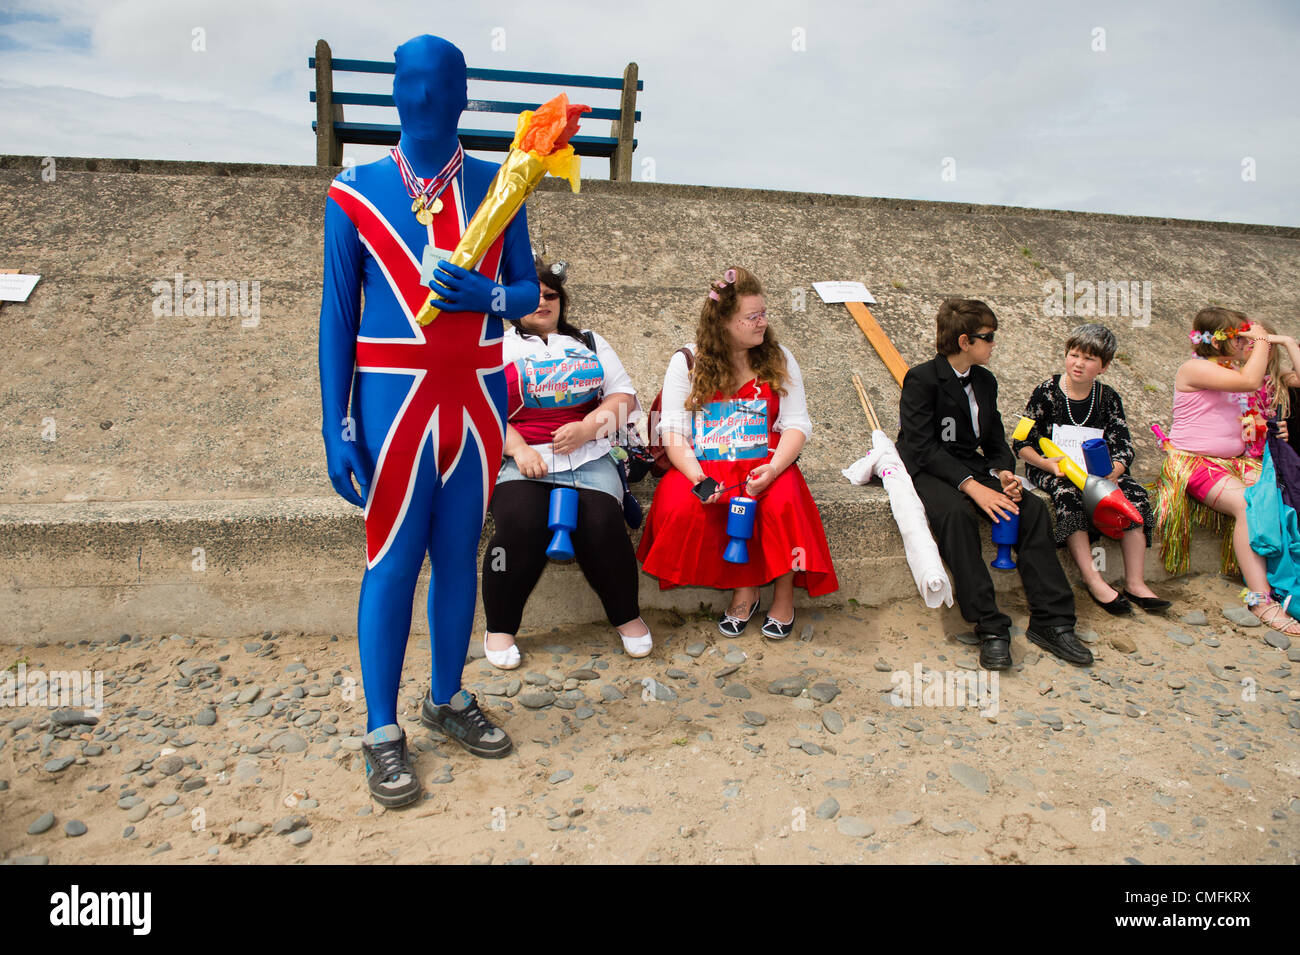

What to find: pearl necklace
left=1063, top=378, right=1097, bottom=426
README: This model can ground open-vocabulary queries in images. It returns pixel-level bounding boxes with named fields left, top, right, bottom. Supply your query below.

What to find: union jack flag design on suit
left=326, top=177, right=506, bottom=568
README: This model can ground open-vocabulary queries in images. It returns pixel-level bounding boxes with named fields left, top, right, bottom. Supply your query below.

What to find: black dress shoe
left=1088, top=587, right=1132, bottom=616
left=1122, top=589, right=1171, bottom=613
left=1025, top=624, right=1094, bottom=666
left=978, top=635, right=1012, bottom=670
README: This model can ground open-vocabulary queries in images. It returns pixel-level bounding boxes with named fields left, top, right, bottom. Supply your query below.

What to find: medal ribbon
left=391, top=143, right=463, bottom=208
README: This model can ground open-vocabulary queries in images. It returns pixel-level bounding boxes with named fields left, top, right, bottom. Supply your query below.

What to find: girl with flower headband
left=1153, top=306, right=1300, bottom=634
left=638, top=267, right=838, bottom=638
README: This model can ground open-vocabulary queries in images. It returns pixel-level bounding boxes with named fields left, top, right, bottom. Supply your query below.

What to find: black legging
left=482, top=479, right=641, bottom=634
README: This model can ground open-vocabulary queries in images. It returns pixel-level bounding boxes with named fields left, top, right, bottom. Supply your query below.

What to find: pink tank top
left=1169, top=387, right=1246, bottom=458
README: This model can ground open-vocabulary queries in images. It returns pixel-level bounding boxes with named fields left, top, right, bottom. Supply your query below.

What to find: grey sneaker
left=420, top=689, right=513, bottom=758
left=361, top=723, right=422, bottom=808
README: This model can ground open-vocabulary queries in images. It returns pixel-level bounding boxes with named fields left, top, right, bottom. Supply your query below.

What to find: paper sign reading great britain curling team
left=694, top=399, right=769, bottom=461
left=519, top=348, right=604, bottom=408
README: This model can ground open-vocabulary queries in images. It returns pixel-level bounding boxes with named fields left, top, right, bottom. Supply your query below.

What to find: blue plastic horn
left=1081, top=438, right=1113, bottom=477
left=990, top=512, right=1019, bottom=569
left=546, top=486, right=578, bottom=562
left=723, top=496, right=757, bottom=564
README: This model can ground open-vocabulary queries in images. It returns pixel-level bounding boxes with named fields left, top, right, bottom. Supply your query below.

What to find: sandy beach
left=2, top=571, right=1298, bottom=865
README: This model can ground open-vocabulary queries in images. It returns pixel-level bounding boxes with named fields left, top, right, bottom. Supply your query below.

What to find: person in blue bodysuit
left=318, top=34, right=538, bottom=808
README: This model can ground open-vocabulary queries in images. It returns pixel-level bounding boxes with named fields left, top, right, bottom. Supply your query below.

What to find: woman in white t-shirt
left=480, top=261, right=651, bottom=668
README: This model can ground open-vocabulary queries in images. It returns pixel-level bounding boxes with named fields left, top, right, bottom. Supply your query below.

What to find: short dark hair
left=1065, top=323, right=1118, bottom=365
left=935, top=298, right=998, bottom=355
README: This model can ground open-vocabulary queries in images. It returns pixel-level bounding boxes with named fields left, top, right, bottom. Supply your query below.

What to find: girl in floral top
left=1013, top=324, right=1167, bottom=616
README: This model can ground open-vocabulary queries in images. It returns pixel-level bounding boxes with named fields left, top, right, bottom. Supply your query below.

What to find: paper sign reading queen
left=520, top=349, right=604, bottom=408
left=694, top=399, right=769, bottom=461
left=1050, top=423, right=1105, bottom=471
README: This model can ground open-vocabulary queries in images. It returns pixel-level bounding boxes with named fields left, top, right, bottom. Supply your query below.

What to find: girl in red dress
left=637, top=267, right=838, bottom=638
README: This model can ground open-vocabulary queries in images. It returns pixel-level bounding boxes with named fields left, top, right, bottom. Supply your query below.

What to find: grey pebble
left=948, top=762, right=989, bottom=795
left=1180, top=610, right=1209, bottom=626
left=51, top=708, right=98, bottom=727
left=742, top=711, right=767, bottom=726
left=232, top=821, right=263, bottom=836
left=157, top=755, right=184, bottom=776
left=815, top=797, right=839, bottom=820
left=889, top=810, right=922, bottom=826
left=273, top=732, right=308, bottom=754
left=1288, top=711, right=1300, bottom=730
left=1168, top=630, right=1196, bottom=647
left=289, top=828, right=313, bottom=846
left=549, top=769, right=574, bottom=785
left=768, top=675, right=807, bottom=696
left=294, top=711, right=322, bottom=728
left=685, top=642, right=708, bottom=658
left=27, top=812, right=55, bottom=835
left=821, top=710, right=844, bottom=735
left=249, top=702, right=273, bottom=718
left=236, top=685, right=262, bottom=704
left=722, top=683, right=751, bottom=699
left=723, top=651, right=747, bottom=665
left=809, top=683, right=840, bottom=704
left=1148, top=821, right=1172, bottom=838
left=126, top=804, right=150, bottom=823
left=1264, top=631, right=1292, bottom=650
left=546, top=817, right=570, bottom=831
left=801, top=741, right=823, bottom=756
left=836, top=816, right=874, bottom=838
left=64, top=820, right=87, bottom=837
left=43, top=756, right=75, bottom=773
left=575, top=706, right=595, bottom=720
left=1222, top=606, right=1262, bottom=628
left=519, top=690, right=556, bottom=709
left=430, top=767, right=454, bottom=784
left=194, top=708, right=217, bottom=727
left=599, top=685, right=624, bottom=702
left=273, top=814, right=308, bottom=835
left=931, top=818, right=979, bottom=835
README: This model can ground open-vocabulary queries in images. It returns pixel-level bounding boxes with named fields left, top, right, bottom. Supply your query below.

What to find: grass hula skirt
left=1152, top=449, right=1260, bottom=576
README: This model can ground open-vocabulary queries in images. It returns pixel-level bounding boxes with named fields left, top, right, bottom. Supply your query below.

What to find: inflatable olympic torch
left=1012, top=417, right=1142, bottom=539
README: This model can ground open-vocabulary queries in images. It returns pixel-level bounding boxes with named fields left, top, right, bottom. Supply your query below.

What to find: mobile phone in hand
left=691, top=477, right=720, bottom=502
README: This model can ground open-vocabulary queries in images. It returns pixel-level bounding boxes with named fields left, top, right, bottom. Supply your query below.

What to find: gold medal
left=415, top=205, right=434, bottom=226
left=430, top=197, right=443, bottom=214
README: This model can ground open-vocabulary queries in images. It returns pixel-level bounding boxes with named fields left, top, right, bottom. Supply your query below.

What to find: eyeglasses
left=968, top=331, right=995, bottom=343
left=737, top=310, right=768, bottom=325
left=539, top=292, right=560, bottom=302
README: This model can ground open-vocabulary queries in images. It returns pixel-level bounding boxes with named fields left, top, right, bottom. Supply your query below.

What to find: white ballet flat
left=619, top=627, right=653, bottom=659
left=483, top=636, right=521, bottom=670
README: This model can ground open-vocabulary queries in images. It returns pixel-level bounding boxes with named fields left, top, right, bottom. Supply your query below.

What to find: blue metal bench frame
left=310, top=39, right=642, bottom=181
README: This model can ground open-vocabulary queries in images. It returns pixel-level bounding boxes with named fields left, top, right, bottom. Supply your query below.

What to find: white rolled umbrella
left=842, top=376, right=953, bottom=609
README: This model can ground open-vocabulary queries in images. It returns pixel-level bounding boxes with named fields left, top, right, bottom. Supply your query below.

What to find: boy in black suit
left=897, top=299, right=1093, bottom=670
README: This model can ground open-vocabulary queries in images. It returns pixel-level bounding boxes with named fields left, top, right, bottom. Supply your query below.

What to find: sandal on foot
left=1253, top=600, right=1300, bottom=636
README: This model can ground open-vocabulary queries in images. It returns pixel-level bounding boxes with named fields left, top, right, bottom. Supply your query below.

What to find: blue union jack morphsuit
left=318, top=35, right=538, bottom=733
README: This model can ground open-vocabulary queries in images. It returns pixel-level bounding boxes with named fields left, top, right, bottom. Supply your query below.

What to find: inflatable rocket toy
left=1012, top=417, right=1143, bottom=539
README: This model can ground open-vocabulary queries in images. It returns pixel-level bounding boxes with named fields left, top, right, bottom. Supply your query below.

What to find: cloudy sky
left=3, top=0, right=1297, bottom=225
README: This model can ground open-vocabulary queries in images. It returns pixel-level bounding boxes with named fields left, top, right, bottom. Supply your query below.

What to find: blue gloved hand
left=322, top=424, right=371, bottom=509
left=431, top=261, right=539, bottom=319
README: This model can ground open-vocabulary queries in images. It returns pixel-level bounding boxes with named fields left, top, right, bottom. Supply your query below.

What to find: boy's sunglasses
left=968, top=331, right=995, bottom=343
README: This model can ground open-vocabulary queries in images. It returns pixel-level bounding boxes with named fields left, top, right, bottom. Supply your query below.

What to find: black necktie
left=955, top=372, right=971, bottom=386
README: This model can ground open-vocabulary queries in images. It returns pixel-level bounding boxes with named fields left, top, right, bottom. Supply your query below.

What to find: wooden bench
left=310, top=39, right=643, bottom=181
